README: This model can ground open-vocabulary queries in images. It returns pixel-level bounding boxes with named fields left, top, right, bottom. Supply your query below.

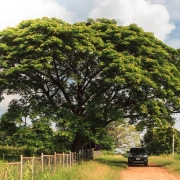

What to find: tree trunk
left=71, top=133, right=84, bottom=152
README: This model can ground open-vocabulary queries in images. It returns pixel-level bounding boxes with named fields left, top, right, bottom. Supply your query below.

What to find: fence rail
left=0, top=148, right=102, bottom=180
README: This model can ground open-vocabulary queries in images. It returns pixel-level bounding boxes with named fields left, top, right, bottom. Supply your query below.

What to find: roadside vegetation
left=2, top=153, right=180, bottom=179
left=0, top=160, right=7, bottom=179
left=35, top=155, right=127, bottom=180
left=149, top=154, right=180, bottom=178
left=0, top=154, right=127, bottom=180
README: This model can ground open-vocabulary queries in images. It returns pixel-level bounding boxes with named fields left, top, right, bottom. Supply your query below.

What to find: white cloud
left=0, top=0, right=76, bottom=30
left=89, top=0, right=175, bottom=41
left=0, top=94, right=20, bottom=115
left=150, top=0, right=180, bottom=21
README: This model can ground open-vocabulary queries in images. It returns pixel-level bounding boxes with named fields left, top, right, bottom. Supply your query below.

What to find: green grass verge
left=36, top=155, right=127, bottom=180
left=149, top=154, right=180, bottom=177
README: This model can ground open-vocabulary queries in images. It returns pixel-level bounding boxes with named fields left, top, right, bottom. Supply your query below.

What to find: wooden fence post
left=78, top=150, right=81, bottom=163
left=74, top=152, right=76, bottom=164
left=92, top=148, right=94, bottom=160
left=3, top=168, right=7, bottom=180
left=32, top=155, right=34, bottom=180
left=54, top=152, right=56, bottom=172
left=69, top=152, right=71, bottom=168
left=71, top=152, right=73, bottom=166
left=63, top=152, right=64, bottom=168
left=20, top=155, right=23, bottom=180
left=48, top=155, right=50, bottom=172
left=41, top=153, right=43, bottom=173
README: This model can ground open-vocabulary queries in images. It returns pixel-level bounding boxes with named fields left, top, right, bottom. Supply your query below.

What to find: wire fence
left=0, top=148, right=102, bottom=180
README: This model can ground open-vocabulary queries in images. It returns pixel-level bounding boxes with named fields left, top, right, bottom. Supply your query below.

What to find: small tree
left=107, top=121, right=141, bottom=153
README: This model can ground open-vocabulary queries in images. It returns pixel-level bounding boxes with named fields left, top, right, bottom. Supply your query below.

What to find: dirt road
left=121, top=163, right=179, bottom=180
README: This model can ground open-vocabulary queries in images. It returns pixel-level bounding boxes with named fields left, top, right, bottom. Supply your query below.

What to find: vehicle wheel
left=144, top=162, right=148, bottom=166
left=128, top=162, right=131, bottom=166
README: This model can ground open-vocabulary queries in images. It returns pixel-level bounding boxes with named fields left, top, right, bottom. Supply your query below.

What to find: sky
left=0, top=0, right=180, bottom=129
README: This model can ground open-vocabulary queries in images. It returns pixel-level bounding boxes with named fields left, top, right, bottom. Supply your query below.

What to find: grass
left=4, top=153, right=180, bottom=179
left=36, top=155, right=128, bottom=180
left=0, top=160, right=7, bottom=179
left=2, top=154, right=180, bottom=179
left=149, top=154, right=180, bottom=178
left=0, top=160, right=21, bottom=180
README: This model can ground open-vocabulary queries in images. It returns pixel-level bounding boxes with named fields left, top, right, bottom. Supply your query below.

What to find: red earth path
left=120, top=163, right=179, bottom=180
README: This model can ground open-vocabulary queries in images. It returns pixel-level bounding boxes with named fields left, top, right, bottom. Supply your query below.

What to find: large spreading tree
left=0, top=17, right=180, bottom=152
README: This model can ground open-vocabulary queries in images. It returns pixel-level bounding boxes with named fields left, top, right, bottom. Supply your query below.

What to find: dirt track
left=121, top=163, right=179, bottom=180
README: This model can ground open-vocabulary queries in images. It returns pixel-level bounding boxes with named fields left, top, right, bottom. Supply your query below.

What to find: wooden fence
left=0, top=149, right=102, bottom=180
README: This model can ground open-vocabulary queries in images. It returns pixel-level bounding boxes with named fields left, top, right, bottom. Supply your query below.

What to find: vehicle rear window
left=130, top=148, right=145, bottom=153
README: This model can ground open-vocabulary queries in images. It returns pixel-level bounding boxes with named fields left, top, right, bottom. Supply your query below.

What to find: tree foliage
left=143, top=127, right=180, bottom=155
left=0, top=17, right=180, bottom=151
left=107, top=121, right=141, bottom=152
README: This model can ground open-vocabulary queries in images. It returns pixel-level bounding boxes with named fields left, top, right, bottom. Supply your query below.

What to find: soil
left=120, top=163, right=179, bottom=180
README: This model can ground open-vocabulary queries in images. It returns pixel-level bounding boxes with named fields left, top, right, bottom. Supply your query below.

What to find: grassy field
left=149, top=154, right=180, bottom=178
left=36, top=155, right=128, bottom=180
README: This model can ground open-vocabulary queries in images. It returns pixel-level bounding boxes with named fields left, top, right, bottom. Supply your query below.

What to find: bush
left=101, top=150, right=114, bottom=155
left=0, top=145, right=41, bottom=161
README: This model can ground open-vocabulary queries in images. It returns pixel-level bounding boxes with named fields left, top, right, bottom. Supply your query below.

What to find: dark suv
left=127, top=147, right=148, bottom=166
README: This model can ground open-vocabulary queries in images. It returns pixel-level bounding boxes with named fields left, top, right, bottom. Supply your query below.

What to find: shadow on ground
left=95, top=158, right=127, bottom=169
left=128, top=164, right=161, bottom=167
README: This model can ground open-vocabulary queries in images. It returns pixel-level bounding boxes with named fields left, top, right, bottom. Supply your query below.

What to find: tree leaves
left=0, top=18, right=180, bottom=151
left=144, top=127, right=180, bottom=155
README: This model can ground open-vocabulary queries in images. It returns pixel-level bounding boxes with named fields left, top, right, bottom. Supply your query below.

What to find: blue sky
left=0, top=0, right=180, bottom=128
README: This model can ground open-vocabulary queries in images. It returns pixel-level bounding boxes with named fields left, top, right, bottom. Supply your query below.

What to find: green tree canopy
left=143, top=127, right=180, bottom=155
left=0, top=17, right=180, bottom=151
left=107, top=121, right=141, bottom=153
